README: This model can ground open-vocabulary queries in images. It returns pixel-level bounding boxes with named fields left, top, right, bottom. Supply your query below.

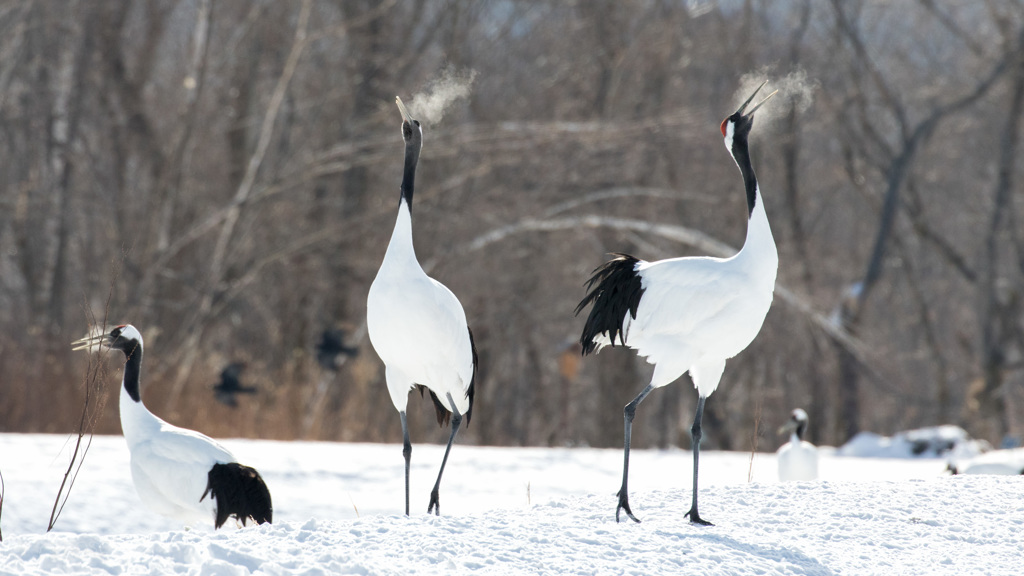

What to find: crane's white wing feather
left=368, top=270, right=474, bottom=414
left=628, top=256, right=772, bottom=372
left=127, top=423, right=234, bottom=524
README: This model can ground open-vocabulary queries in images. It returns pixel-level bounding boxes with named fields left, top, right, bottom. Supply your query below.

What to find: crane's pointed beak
left=778, top=420, right=797, bottom=435
left=71, top=332, right=110, bottom=352
left=736, top=80, right=777, bottom=117
left=396, top=96, right=413, bottom=124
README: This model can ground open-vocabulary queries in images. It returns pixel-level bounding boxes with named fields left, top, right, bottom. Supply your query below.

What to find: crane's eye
left=111, top=328, right=122, bottom=338
left=413, top=120, right=420, bottom=128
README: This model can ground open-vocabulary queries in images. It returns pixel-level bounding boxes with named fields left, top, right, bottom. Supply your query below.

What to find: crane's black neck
left=122, top=342, right=143, bottom=403
left=795, top=420, right=807, bottom=441
left=400, top=140, right=420, bottom=211
left=730, top=131, right=758, bottom=218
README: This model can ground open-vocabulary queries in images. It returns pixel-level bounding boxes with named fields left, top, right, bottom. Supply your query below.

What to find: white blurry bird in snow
left=777, top=408, right=818, bottom=482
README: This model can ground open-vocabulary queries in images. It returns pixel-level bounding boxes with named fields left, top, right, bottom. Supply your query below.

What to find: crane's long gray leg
left=684, top=396, right=713, bottom=526
left=401, top=411, right=411, bottom=517
left=617, top=383, right=655, bottom=523
left=428, top=393, right=463, bottom=516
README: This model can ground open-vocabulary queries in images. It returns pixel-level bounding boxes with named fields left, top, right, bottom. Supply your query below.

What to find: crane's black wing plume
left=203, top=462, right=273, bottom=529
left=575, top=253, right=646, bottom=355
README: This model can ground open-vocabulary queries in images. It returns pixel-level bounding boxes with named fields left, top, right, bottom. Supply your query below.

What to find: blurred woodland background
left=1, top=0, right=1023, bottom=454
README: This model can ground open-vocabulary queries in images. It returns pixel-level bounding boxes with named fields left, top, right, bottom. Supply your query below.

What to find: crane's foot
left=428, top=489, right=440, bottom=516
left=616, top=489, right=641, bottom=523
left=685, top=507, right=713, bottom=526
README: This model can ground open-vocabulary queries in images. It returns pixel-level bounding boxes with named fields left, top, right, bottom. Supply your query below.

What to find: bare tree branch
left=0, top=0, right=31, bottom=110
left=902, top=182, right=978, bottom=283
left=917, top=0, right=987, bottom=57
left=975, top=24, right=1024, bottom=440
left=892, top=226, right=954, bottom=421
left=831, top=0, right=910, bottom=138
left=154, top=0, right=213, bottom=252
left=849, top=27, right=1011, bottom=321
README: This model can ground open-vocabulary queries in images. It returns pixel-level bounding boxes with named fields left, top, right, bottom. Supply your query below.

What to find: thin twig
left=47, top=265, right=119, bottom=532
left=48, top=336, right=108, bottom=531
left=348, top=493, right=360, bottom=518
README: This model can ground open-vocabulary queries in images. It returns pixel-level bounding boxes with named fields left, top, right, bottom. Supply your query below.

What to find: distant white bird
left=576, top=81, right=778, bottom=525
left=73, top=325, right=272, bottom=529
left=367, top=96, right=477, bottom=517
left=777, top=408, right=818, bottom=482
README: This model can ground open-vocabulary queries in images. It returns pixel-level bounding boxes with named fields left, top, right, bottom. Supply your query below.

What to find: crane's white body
left=73, top=324, right=271, bottom=528
left=106, top=325, right=235, bottom=526
left=366, top=98, right=475, bottom=516
left=367, top=200, right=474, bottom=415
left=777, top=432, right=819, bottom=482
left=120, top=384, right=233, bottom=525
left=589, top=188, right=777, bottom=397
left=578, top=85, right=779, bottom=524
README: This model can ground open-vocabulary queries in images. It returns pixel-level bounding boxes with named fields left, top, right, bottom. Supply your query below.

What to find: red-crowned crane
left=73, top=325, right=272, bottom=529
left=367, top=97, right=477, bottom=517
left=575, top=82, right=778, bottom=525
left=777, top=408, right=818, bottom=482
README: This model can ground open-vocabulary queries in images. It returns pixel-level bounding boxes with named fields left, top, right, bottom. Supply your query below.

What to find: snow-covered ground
left=0, top=433, right=1021, bottom=575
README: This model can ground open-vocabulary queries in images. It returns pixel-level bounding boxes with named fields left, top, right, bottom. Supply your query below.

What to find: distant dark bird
left=777, top=408, right=818, bottom=482
left=213, top=362, right=257, bottom=408
left=73, top=325, right=273, bottom=529
left=316, top=328, right=359, bottom=372
left=575, top=82, right=778, bottom=525
left=367, top=96, right=477, bottom=517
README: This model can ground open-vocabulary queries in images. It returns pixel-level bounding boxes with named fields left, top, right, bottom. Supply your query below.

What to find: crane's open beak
left=737, top=80, right=778, bottom=117
left=71, top=331, right=111, bottom=352
left=396, top=96, right=413, bottom=124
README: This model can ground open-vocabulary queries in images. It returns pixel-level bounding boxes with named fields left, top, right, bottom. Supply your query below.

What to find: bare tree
left=974, top=24, right=1024, bottom=442
left=826, top=0, right=1019, bottom=442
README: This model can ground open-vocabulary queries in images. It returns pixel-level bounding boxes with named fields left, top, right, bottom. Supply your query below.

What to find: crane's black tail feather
left=203, top=462, right=273, bottom=529
left=575, top=253, right=646, bottom=355
left=418, top=385, right=450, bottom=427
